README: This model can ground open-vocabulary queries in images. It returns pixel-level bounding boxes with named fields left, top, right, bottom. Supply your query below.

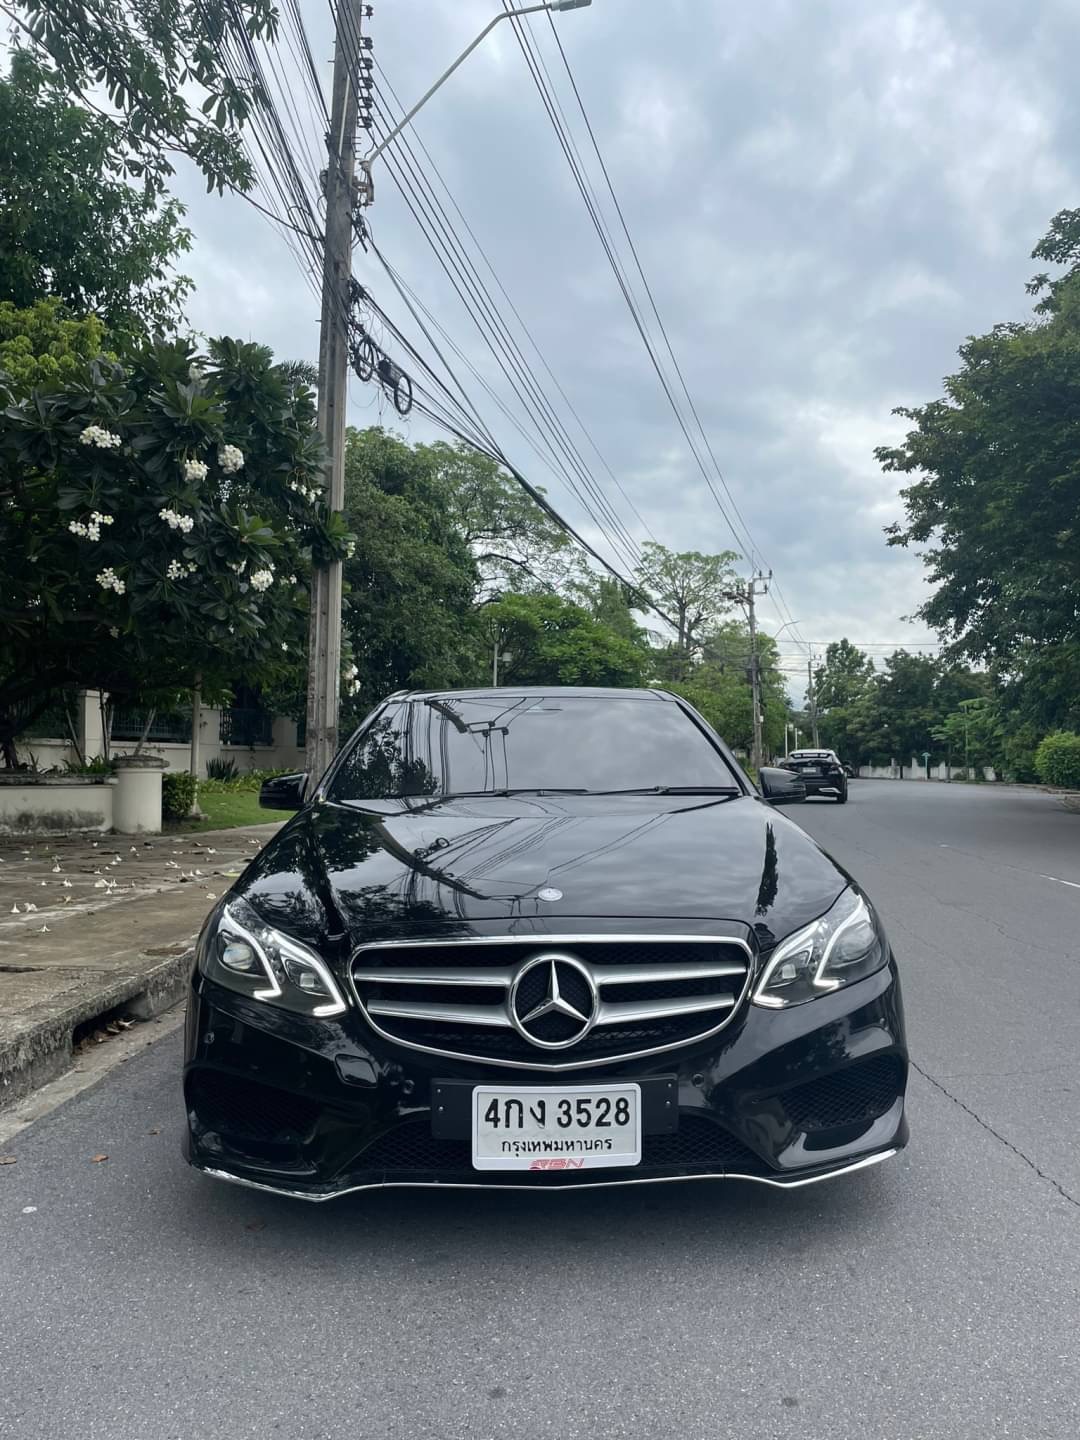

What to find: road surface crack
left=912, top=1059, right=1080, bottom=1211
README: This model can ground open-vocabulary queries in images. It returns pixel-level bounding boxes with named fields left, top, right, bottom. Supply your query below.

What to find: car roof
left=397, top=686, right=673, bottom=703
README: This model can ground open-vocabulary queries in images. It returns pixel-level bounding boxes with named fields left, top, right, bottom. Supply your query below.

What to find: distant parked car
left=842, top=763, right=856, bottom=780
left=779, top=749, right=849, bottom=803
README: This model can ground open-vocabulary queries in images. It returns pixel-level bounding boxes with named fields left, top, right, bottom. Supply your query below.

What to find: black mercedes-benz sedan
left=183, top=687, right=908, bottom=1201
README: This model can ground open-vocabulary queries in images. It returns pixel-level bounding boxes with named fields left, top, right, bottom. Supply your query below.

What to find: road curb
left=0, top=946, right=192, bottom=1112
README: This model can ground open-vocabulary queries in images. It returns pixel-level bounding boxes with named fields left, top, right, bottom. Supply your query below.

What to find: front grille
left=357, top=1114, right=765, bottom=1180
left=351, top=935, right=753, bottom=1069
left=781, top=1055, right=905, bottom=1132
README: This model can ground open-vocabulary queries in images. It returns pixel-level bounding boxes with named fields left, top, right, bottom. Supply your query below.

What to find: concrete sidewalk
left=0, top=823, right=282, bottom=1109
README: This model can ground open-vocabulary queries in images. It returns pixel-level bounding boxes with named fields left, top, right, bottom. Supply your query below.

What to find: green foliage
left=0, top=55, right=192, bottom=342
left=932, top=699, right=1002, bottom=775
left=338, top=429, right=483, bottom=718
left=7, top=0, right=279, bottom=196
left=62, top=753, right=111, bottom=776
left=0, top=335, right=343, bottom=763
left=486, top=591, right=648, bottom=689
left=0, top=300, right=106, bottom=395
left=162, top=768, right=197, bottom=821
left=879, top=213, right=1080, bottom=737
left=205, top=756, right=238, bottom=781
left=426, top=439, right=581, bottom=597
left=662, top=621, right=788, bottom=754
left=635, top=542, right=740, bottom=670
left=1034, top=732, right=1080, bottom=788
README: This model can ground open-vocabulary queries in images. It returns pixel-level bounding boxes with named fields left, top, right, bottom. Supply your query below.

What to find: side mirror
left=259, top=772, right=308, bottom=811
left=758, top=766, right=806, bottom=806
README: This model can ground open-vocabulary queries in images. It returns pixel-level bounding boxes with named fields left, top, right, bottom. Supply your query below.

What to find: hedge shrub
left=162, top=769, right=197, bottom=821
left=1034, top=732, right=1080, bottom=789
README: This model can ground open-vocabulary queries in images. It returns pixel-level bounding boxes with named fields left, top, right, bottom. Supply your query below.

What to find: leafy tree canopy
left=425, top=439, right=582, bottom=598
left=0, top=54, right=192, bottom=341
left=879, top=212, right=1080, bottom=735
left=486, top=591, right=649, bottom=690
left=5, top=0, right=278, bottom=195
left=0, top=328, right=348, bottom=765
left=0, top=299, right=106, bottom=394
left=338, top=428, right=483, bottom=719
left=635, top=541, right=741, bottom=672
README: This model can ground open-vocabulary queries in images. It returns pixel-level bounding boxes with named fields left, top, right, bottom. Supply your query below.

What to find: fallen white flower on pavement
left=11, top=904, right=20, bottom=914
left=205, top=892, right=217, bottom=900
left=51, top=864, right=61, bottom=873
left=39, top=925, right=50, bottom=933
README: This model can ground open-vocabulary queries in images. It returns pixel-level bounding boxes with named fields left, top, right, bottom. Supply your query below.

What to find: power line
left=359, top=67, right=650, bottom=578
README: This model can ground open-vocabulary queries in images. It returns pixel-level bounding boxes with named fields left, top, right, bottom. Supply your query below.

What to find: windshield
left=327, top=695, right=741, bottom=801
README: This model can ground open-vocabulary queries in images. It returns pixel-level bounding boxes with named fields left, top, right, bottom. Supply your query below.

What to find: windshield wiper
left=443, top=788, right=591, bottom=797
left=591, top=786, right=742, bottom=796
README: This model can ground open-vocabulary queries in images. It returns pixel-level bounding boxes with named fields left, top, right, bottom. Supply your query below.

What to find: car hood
left=236, top=793, right=850, bottom=952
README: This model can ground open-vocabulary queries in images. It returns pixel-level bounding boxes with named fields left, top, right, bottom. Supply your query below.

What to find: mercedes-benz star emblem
left=508, top=953, right=598, bottom=1050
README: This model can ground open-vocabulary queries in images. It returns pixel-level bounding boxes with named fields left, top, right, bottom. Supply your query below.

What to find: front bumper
left=183, top=960, right=908, bottom=1201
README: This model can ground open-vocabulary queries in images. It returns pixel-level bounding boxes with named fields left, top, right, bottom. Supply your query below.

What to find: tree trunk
left=133, top=708, right=157, bottom=757
left=188, top=678, right=202, bottom=818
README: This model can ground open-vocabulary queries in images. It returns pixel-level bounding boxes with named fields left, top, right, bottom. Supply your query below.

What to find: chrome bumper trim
left=194, top=1147, right=898, bottom=1204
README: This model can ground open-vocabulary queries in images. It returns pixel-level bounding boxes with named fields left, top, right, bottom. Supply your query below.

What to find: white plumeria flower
left=109, top=626, right=120, bottom=638
left=288, top=574, right=298, bottom=585
left=79, top=424, right=122, bottom=450
left=219, top=444, right=245, bottom=474
left=250, top=568, right=274, bottom=593
left=159, top=508, right=195, bottom=534
left=183, top=458, right=209, bottom=483
left=228, top=560, right=246, bottom=575
left=281, top=642, right=288, bottom=652
left=344, top=663, right=358, bottom=681
left=166, top=560, right=186, bottom=581
left=96, top=568, right=126, bottom=595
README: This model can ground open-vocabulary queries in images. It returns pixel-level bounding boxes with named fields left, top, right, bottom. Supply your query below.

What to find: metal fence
left=110, top=708, right=192, bottom=743
left=14, top=692, right=76, bottom=740
left=219, top=706, right=274, bottom=748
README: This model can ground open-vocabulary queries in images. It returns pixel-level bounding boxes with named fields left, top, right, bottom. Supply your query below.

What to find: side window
left=331, top=711, right=439, bottom=800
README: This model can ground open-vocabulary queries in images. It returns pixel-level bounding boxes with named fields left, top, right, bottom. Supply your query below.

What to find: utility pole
left=743, top=570, right=771, bottom=772
left=305, top=0, right=364, bottom=786
left=807, top=655, right=820, bottom=747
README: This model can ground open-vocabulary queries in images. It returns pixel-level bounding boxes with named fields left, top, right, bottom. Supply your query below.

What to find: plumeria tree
left=0, top=329, right=353, bottom=767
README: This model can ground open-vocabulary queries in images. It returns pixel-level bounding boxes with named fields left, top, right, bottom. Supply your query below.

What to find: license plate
left=471, top=1083, right=642, bottom=1172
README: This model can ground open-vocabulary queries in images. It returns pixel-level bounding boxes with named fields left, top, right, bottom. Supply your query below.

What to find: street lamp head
left=549, top=0, right=593, bottom=10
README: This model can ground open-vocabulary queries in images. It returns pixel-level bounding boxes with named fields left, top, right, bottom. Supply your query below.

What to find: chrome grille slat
left=597, top=994, right=736, bottom=1024
left=367, top=999, right=509, bottom=1027
left=350, top=934, right=754, bottom=1071
left=595, top=961, right=746, bottom=985
left=354, top=966, right=515, bottom=989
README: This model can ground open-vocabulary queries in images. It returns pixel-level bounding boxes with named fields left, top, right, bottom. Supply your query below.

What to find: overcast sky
left=172, top=0, right=1080, bottom=684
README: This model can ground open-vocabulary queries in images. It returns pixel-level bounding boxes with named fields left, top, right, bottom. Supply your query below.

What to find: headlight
left=752, top=887, right=886, bottom=1008
left=198, top=896, right=347, bottom=1018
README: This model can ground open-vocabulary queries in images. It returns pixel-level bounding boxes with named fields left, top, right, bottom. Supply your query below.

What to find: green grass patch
left=164, top=786, right=293, bottom=833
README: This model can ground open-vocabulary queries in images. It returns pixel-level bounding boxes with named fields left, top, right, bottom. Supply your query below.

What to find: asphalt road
left=2, top=781, right=1079, bottom=1440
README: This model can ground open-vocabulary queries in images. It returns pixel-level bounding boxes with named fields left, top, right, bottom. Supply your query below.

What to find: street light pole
left=358, top=0, right=593, bottom=208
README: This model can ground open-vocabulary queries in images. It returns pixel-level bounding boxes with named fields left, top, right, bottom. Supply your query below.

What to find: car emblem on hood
left=537, top=887, right=562, bottom=902
left=509, top=953, right=598, bottom=1049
